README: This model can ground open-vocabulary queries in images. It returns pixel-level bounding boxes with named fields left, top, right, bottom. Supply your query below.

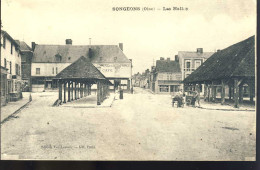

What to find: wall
left=93, top=63, right=131, bottom=78
left=31, top=63, right=70, bottom=76
left=1, top=33, right=21, bottom=79
left=157, top=72, right=182, bottom=81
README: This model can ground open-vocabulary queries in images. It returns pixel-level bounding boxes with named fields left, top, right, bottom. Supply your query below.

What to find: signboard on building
left=93, top=63, right=131, bottom=78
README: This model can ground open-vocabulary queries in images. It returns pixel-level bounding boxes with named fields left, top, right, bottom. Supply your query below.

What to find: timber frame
left=184, top=77, right=255, bottom=108
left=57, top=78, right=111, bottom=105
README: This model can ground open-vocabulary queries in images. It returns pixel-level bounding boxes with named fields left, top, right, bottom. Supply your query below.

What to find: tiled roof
left=156, top=60, right=181, bottom=73
left=32, top=45, right=131, bottom=63
left=56, top=56, right=107, bottom=80
left=15, top=40, right=31, bottom=51
left=183, top=35, right=255, bottom=83
left=1, top=30, right=19, bottom=48
left=178, top=51, right=214, bottom=59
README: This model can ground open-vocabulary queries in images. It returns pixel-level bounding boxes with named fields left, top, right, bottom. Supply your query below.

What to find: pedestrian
left=177, top=89, right=183, bottom=107
left=182, top=93, right=186, bottom=107
left=191, top=91, right=196, bottom=107
left=195, top=90, right=200, bottom=107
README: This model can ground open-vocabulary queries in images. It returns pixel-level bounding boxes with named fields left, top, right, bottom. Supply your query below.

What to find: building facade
left=153, top=57, right=182, bottom=94
left=183, top=36, right=255, bottom=108
left=31, top=40, right=132, bottom=92
left=178, top=48, right=214, bottom=92
left=16, top=40, right=33, bottom=92
left=1, top=30, right=22, bottom=105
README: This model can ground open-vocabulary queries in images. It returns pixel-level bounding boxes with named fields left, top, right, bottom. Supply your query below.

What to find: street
left=1, top=87, right=256, bottom=160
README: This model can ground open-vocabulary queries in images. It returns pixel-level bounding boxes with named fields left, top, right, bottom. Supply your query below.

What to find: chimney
left=119, top=43, right=123, bottom=51
left=88, top=48, right=92, bottom=58
left=197, top=48, right=203, bottom=53
left=66, top=39, right=72, bottom=45
left=31, top=42, right=36, bottom=51
left=167, top=58, right=170, bottom=61
left=175, top=55, right=179, bottom=62
left=160, top=57, right=164, bottom=60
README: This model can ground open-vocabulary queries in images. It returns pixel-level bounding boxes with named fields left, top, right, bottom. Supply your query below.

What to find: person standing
left=195, top=91, right=200, bottom=107
left=191, top=91, right=196, bottom=107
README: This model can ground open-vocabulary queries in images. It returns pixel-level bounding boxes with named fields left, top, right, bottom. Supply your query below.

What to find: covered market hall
left=183, top=35, right=255, bottom=108
left=54, top=56, right=112, bottom=106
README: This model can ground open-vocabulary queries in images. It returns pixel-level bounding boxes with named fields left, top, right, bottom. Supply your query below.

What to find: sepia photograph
left=0, top=0, right=256, bottom=161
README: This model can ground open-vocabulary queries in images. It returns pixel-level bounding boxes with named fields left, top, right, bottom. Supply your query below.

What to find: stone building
left=31, top=40, right=132, bottom=92
left=15, top=40, right=33, bottom=92
left=152, top=57, right=182, bottom=94
left=178, top=48, right=214, bottom=93
left=1, top=30, right=22, bottom=105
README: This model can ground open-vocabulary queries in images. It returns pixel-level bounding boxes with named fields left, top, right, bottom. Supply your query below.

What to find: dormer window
left=55, top=54, right=62, bottom=62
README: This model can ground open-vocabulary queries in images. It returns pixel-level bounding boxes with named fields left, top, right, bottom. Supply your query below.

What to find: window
left=10, top=61, right=12, bottom=74
left=15, top=82, right=17, bottom=91
left=18, top=65, right=20, bottom=76
left=195, top=60, right=201, bottom=69
left=3, top=36, right=6, bottom=49
left=36, top=68, right=40, bottom=75
left=11, top=43, right=13, bottom=54
left=159, top=85, right=169, bottom=92
left=4, top=58, right=6, bottom=68
left=15, top=64, right=18, bottom=75
left=52, top=67, right=54, bottom=74
left=114, top=57, right=117, bottom=61
left=56, top=67, right=58, bottom=74
left=55, top=54, right=62, bottom=62
left=185, top=60, right=191, bottom=71
left=100, top=57, right=103, bottom=61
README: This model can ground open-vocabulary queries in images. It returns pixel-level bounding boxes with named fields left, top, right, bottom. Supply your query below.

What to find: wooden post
left=71, top=82, right=74, bottom=101
left=79, top=83, right=82, bottom=98
left=77, top=83, right=81, bottom=99
left=75, top=82, right=77, bottom=100
left=229, top=85, right=232, bottom=100
left=83, top=84, right=86, bottom=97
left=234, top=78, right=239, bottom=108
left=100, top=82, right=103, bottom=102
left=63, top=81, right=67, bottom=103
left=204, top=83, right=207, bottom=101
left=68, top=81, right=71, bottom=102
left=127, top=79, right=130, bottom=90
left=97, top=82, right=101, bottom=105
left=239, top=84, right=244, bottom=103
left=87, top=84, right=89, bottom=96
left=211, top=83, right=216, bottom=102
left=249, top=81, right=254, bottom=102
left=58, top=80, right=62, bottom=101
left=221, top=80, right=225, bottom=105
left=207, top=84, right=210, bottom=102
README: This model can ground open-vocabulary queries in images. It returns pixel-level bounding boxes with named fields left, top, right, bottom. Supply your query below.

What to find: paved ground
left=0, top=87, right=256, bottom=160
left=1, top=92, right=31, bottom=122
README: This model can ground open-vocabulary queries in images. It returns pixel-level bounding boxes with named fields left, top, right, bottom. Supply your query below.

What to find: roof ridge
left=36, top=44, right=118, bottom=47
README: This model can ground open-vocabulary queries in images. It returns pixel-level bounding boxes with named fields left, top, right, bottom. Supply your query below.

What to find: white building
left=1, top=30, right=22, bottom=104
left=31, top=39, right=132, bottom=92
left=178, top=48, right=214, bottom=93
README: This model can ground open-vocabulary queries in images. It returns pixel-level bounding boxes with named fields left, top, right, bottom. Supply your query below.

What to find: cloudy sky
left=2, top=0, right=256, bottom=74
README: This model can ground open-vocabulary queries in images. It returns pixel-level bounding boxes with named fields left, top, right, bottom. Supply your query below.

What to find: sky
left=2, top=0, right=256, bottom=74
